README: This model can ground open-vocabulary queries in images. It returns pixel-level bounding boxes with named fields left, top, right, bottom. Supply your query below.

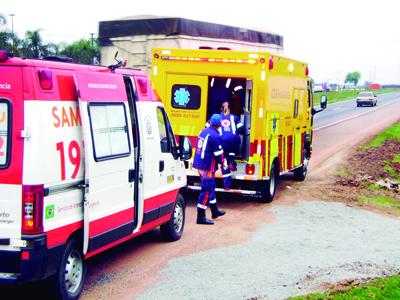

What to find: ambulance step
left=187, top=186, right=258, bottom=195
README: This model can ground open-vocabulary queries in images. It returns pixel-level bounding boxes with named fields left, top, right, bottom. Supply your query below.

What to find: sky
left=2, top=0, right=400, bottom=84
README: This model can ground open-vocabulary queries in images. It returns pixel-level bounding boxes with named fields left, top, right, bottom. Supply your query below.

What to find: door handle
left=296, top=127, right=300, bottom=130
left=128, top=169, right=135, bottom=183
left=159, top=160, right=165, bottom=172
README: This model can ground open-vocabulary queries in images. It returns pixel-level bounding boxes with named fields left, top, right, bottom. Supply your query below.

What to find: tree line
left=0, top=14, right=99, bottom=64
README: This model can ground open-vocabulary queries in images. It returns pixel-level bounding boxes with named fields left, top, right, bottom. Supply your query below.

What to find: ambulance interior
left=206, top=76, right=252, bottom=161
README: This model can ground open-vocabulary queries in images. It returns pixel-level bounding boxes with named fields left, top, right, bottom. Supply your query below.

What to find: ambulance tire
left=260, top=162, right=278, bottom=203
left=52, top=238, right=86, bottom=300
left=160, top=193, right=186, bottom=242
left=294, top=154, right=309, bottom=182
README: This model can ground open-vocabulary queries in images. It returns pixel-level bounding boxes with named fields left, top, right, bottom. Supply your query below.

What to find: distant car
left=356, top=92, right=377, bottom=107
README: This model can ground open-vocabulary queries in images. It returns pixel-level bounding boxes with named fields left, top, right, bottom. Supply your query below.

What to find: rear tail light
left=305, top=65, right=309, bottom=76
left=245, top=164, right=255, bottom=175
left=22, top=185, right=44, bottom=235
left=199, top=46, right=214, bottom=50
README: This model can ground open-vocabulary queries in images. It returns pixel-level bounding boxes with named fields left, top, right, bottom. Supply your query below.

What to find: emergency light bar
left=159, top=55, right=258, bottom=65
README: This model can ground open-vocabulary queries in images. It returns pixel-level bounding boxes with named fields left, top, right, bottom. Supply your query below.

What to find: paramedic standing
left=193, top=114, right=227, bottom=225
left=220, top=101, right=245, bottom=188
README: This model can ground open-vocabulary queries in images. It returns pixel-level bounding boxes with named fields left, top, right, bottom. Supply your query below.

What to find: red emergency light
left=138, top=77, right=148, bottom=94
left=0, top=50, right=9, bottom=62
left=269, top=56, right=274, bottom=70
left=38, top=69, right=53, bottom=90
left=305, top=66, right=309, bottom=76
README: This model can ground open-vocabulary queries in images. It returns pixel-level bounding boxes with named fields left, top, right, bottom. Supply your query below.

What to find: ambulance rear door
left=0, top=65, right=24, bottom=256
left=165, top=74, right=208, bottom=138
left=75, top=71, right=136, bottom=254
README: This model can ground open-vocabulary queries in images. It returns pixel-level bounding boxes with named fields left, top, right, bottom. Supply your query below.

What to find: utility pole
left=90, top=33, right=95, bottom=65
left=9, top=14, right=15, bottom=47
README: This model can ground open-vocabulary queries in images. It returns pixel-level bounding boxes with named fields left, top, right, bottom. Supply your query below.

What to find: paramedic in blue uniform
left=193, top=114, right=227, bottom=225
left=220, top=101, right=245, bottom=188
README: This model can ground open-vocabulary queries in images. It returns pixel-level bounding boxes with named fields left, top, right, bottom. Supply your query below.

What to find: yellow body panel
left=151, top=48, right=313, bottom=179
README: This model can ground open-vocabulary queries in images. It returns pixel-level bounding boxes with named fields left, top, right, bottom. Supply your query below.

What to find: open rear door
left=75, top=72, right=136, bottom=254
left=165, top=74, right=208, bottom=137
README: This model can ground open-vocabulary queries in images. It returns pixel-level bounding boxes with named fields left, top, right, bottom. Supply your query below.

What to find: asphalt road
left=314, top=92, right=400, bottom=129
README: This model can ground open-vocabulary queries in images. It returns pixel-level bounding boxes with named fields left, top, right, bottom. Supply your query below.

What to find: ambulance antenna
left=108, top=51, right=127, bottom=71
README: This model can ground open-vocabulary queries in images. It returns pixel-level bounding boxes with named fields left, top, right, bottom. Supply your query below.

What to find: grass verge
left=360, top=122, right=400, bottom=150
left=290, top=275, right=400, bottom=300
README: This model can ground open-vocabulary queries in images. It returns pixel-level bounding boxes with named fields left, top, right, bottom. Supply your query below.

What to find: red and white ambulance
left=0, top=50, right=192, bottom=299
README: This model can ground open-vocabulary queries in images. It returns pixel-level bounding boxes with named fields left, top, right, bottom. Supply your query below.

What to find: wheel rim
left=302, top=158, right=309, bottom=176
left=173, top=202, right=184, bottom=233
left=269, top=169, right=276, bottom=196
left=64, top=249, right=83, bottom=294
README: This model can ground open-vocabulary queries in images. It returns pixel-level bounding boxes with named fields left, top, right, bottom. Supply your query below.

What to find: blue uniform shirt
left=193, top=126, right=224, bottom=172
left=220, top=113, right=244, bottom=154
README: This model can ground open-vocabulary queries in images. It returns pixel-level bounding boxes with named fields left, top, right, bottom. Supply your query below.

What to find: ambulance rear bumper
left=0, top=234, right=64, bottom=284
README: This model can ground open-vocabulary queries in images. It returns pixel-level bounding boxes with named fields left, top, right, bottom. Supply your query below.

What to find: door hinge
left=20, top=128, right=31, bottom=139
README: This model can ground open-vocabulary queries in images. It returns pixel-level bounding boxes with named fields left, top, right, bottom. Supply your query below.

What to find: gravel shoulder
left=138, top=200, right=400, bottom=300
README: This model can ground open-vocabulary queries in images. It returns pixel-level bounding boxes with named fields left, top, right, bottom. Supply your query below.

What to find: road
left=1, top=93, right=400, bottom=300
left=313, top=92, right=400, bottom=129
left=81, top=92, right=400, bottom=300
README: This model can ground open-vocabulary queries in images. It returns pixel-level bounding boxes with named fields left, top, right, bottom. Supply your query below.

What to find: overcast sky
left=2, top=0, right=400, bottom=84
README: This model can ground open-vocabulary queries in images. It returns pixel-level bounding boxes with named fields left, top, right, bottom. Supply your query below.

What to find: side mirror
left=320, top=95, right=327, bottom=109
left=179, top=136, right=192, bottom=161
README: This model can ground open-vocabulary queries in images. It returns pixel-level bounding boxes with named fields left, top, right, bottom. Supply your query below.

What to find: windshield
left=0, top=100, right=10, bottom=168
left=359, top=92, right=373, bottom=97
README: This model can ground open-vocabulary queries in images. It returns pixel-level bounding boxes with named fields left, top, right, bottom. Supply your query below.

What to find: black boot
left=197, top=207, right=214, bottom=225
left=210, top=203, right=226, bottom=219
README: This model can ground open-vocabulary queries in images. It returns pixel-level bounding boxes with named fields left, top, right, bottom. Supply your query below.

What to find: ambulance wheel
left=294, top=155, right=309, bottom=181
left=260, top=162, right=278, bottom=203
left=160, top=193, right=186, bottom=242
left=52, top=238, right=86, bottom=300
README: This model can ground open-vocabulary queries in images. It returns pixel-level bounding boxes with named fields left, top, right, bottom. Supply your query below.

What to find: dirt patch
left=289, top=139, right=400, bottom=216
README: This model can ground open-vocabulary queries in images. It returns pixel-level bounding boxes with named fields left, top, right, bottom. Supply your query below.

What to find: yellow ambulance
left=151, top=48, right=326, bottom=202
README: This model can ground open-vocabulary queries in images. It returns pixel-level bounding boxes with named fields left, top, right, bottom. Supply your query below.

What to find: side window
left=157, top=107, right=170, bottom=153
left=293, top=98, right=299, bottom=118
left=157, top=107, right=177, bottom=154
left=88, top=103, right=131, bottom=161
left=307, top=82, right=313, bottom=108
left=0, top=99, right=10, bottom=168
left=171, top=84, right=201, bottom=109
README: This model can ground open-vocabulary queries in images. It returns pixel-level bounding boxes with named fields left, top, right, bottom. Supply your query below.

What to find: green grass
left=290, top=275, right=400, bottom=300
left=313, top=89, right=400, bottom=105
left=360, top=194, right=400, bottom=211
left=334, top=169, right=348, bottom=178
left=360, top=122, right=400, bottom=150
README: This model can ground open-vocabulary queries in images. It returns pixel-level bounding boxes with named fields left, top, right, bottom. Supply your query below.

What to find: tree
left=60, top=38, right=100, bottom=64
left=345, top=72, right=361, bottom=86
left=0, top=14, right=20, bottom=55
left=21, top=29, right=47, bottom=58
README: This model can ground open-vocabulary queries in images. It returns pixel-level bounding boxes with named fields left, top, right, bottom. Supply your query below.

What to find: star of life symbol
left=174, top=88, right=190, bottom=106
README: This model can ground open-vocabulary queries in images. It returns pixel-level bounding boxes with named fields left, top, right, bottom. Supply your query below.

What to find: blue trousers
left=197, top=172, right=216, bottom=209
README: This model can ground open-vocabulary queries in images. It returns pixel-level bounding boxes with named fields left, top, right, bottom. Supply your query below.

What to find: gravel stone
left=137, top=200, right=400, bottom=300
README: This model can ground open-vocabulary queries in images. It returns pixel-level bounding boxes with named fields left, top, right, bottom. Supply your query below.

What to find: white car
left=356, top=92, right=377, bottom=107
